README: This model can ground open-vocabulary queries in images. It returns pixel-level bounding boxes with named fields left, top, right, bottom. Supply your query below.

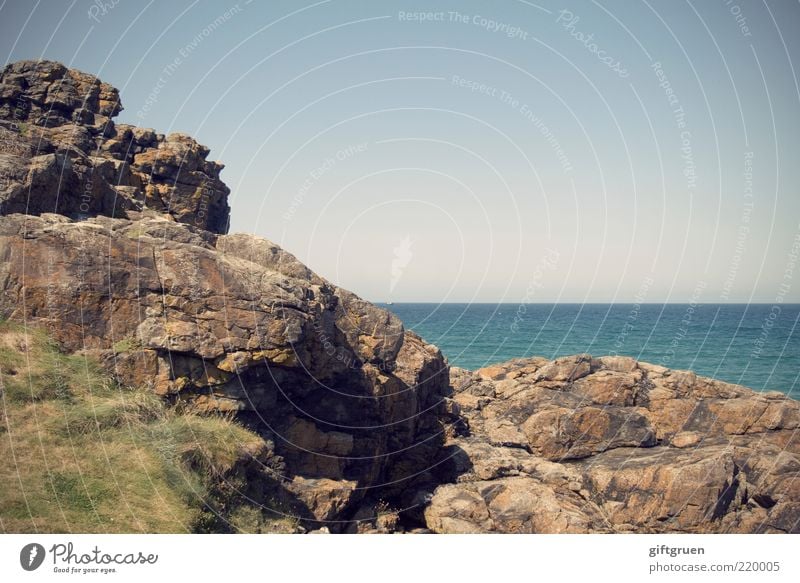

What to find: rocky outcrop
left=0, top=60, right=121, bottom=128
left=1, top=61, right=798, bottom=534
left=0, top=60, right=229, bottom=233
left=0, top=61, right=449, bottom=529
left=423, top=356, right=800, bottom=533
left=0, top=212, right=449, bottom=527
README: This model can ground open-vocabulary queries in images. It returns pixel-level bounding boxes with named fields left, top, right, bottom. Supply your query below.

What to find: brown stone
left=0, top=60, right=230, bottom=233
left=422, top=357, right=800, bottom=533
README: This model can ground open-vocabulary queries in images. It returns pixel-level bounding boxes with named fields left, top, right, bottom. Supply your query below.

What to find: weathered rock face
left=0, top=60, right=121, bottom=128
left=423, top=356, right=800, bottom=533
left=0, top=60, right=229, bottom=233
left=0, top=212, right=449, bottom=527
left=0, top=61, right=449, bottom=529
left=2, top=61, right=798, bottom=534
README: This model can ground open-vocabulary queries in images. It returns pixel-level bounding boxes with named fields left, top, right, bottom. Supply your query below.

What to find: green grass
left=0, top=320, right=296, bottom=533
left=111, top=337, right=141, bottom=354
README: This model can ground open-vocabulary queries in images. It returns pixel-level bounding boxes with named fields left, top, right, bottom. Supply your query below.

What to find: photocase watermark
left=516, top=103, right=574, bottom=173
left=0, top=167, right=14, bottom=191
left=76, top=162, right=96, bottom=217
left=283, top=142, right=369, bottom=222
left=510, top=248, right=560, bottom=333
left=720, top=151, right=754, bottom=301
left=193, top=178, right=217, bottom=228
left=311, top=318, right=397, bottom=373
left=137, top=3, right=244, bottom=119
left=19, top=541, right=158, bottom=574
left=556, top=9, right=629, bottom=78
left=751, top=225, right=800, bottom=358
left=87, top=0, right=121, bottom=23
left=0, top=124, right=30, bottom=190
left=652, top=61, right=696, bottom=194
left=724, top=0, right=753, bottom=38
left=398, top=10, right=529, bottom=40
left=19, top=543, right=46, bottom=571
left=7, top=82, right=28, bottom=128
left=663, top=280, right=707, bottom=365
left=0, top=134, right=30, bottom=155
left=48, top=542, right=157, bottom=575
left=390, top=235, right=414, bottom=294
left=451, top=75, right=573, bottom=173
left=42, top=254, right=58, bottom=328
left=450, top=11, right=529, bottom=40
left=611, top=275, right=655, bottom=355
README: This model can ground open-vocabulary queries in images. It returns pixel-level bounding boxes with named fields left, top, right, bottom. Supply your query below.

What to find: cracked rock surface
left=424, top=356, right=800, bottom=533
left=1, top=60, right=798, bottom=533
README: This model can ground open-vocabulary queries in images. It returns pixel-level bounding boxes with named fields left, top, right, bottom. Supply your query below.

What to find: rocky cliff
left=0, top=61, right=797, bottom=533
left=0, top=60, right=229, bottom=233
left=0, top=60, right=449, bottom=528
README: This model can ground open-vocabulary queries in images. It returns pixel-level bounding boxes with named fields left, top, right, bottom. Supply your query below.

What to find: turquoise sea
left=381, top=303, right=800, bottom=396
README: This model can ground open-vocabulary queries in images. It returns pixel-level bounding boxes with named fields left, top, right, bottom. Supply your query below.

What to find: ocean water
left=381, top=303, right=800, bottom=396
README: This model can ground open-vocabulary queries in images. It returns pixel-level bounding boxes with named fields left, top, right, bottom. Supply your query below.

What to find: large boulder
left=0, top=61, right=450, bottom=529
left=0, top=212, right=449, bottom=526
left=0, top=60, right=229, bottom=233
left=424, top=356, right=800, bottom=533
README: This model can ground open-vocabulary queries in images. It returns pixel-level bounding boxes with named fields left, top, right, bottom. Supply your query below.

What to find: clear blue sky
left=2, top=0, right=799, bottom=303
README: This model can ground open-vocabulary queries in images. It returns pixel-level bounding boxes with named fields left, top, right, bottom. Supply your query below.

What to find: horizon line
left=371, top=301, right=800, bottom=305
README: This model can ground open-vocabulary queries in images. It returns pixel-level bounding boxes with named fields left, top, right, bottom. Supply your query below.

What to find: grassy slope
left=0, top=321, right=295, bottom=533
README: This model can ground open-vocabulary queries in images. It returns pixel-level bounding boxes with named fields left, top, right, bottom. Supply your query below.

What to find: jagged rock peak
left=0, top=60, right=122, bottom=126
left=0, top=60, right=230, bottom=233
